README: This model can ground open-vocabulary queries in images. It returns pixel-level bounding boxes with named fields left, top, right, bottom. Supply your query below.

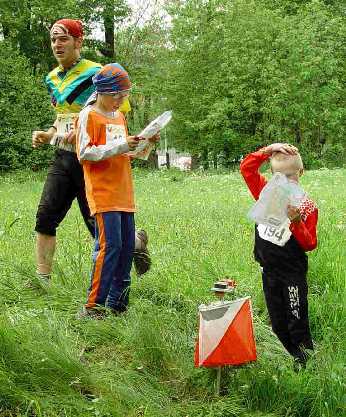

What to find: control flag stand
left=194, top=279, right=257, bottom=395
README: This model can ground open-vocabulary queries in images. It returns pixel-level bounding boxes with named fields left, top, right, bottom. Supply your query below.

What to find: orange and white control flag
left=195, top=297, right=257, bottom=367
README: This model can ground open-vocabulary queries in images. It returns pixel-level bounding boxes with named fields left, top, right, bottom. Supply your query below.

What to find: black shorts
left=35, top=149, right=95, bottom=237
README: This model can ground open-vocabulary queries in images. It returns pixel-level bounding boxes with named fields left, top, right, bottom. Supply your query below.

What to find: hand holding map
left=129, top=111, right=172, bottom=160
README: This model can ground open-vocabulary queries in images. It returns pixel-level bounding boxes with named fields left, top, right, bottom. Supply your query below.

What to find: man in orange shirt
left=76, top=63, right=158, bottom=316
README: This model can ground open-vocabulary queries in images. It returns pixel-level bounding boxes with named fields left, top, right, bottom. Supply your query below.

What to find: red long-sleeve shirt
left=240, top=150, right=318, bottom=252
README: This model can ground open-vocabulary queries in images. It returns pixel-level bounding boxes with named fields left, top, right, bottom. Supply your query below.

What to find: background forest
left=0, top=0, right=345, bottom=170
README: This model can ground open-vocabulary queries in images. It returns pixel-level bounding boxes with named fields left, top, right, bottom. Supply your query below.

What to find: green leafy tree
left=165, top=0, right=346, bottom=167
left=0, top=43, right=54, bottom=171
left=0, top=0, right=79, bottom=72
left=0, top=0, right=130, bottom=72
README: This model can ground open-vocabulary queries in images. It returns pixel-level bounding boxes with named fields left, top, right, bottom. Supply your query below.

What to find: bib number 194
left=257, top=223, right=291, bottom=247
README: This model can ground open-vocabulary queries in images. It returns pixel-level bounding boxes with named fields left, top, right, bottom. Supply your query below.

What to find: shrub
left=0, top=42, right=54, bottom=172
left=321, top=143, right=345, bottom=168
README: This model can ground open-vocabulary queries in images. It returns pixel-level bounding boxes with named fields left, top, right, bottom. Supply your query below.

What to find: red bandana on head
left=50, top=19, right=83, bottom=38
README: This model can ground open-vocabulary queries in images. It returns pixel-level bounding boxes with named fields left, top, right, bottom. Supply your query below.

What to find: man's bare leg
left=36, top=233, right=56, bottom=279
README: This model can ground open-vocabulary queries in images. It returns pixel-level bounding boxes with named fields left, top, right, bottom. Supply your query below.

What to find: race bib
left=105, top=124, right=127, bottom=145
left=257, top=220, right=291, bottom=247
left=50, top=113, right=79, bottom=152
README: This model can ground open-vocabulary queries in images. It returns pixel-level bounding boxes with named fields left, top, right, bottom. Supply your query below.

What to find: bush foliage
left=0, top=0, right=345, bottom=171
left=165, top=0, right=346, bottom=168
left=0, top=43, right=54, bottom=171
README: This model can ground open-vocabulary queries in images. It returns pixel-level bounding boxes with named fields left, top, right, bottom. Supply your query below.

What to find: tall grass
left=0, top=167, right=345, bottom=416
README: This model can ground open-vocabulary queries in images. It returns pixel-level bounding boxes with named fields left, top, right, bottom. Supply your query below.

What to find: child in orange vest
left=76, top=63, right=157, bottom=316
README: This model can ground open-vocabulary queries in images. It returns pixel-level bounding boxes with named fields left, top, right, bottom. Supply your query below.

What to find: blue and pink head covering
left=92, top=63, right=131, bottom=94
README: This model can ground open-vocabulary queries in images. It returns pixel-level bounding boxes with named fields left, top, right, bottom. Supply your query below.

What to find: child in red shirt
left=240, top=143, right=318, bottom=366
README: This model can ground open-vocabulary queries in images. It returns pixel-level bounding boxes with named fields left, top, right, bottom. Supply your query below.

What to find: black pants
left=262, top=268, right=313, bottom=362
left=35, top=149, right=95, bottom=237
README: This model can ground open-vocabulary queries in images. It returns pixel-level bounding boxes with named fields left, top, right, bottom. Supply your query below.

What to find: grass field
left=0, top=167, right=345, bottom=417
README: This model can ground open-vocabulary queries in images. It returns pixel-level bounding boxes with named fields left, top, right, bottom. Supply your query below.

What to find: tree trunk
left=147, top=151, right=158, bottom=169
left=101, top=0, right=115, bottom=58
left=143, top=96, right=151, bottom=126
left=0, top=22, right=10, bottom=39
left=191, top=153, right=200, bottom=170
left=294, top=123, right=302, bottom=144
